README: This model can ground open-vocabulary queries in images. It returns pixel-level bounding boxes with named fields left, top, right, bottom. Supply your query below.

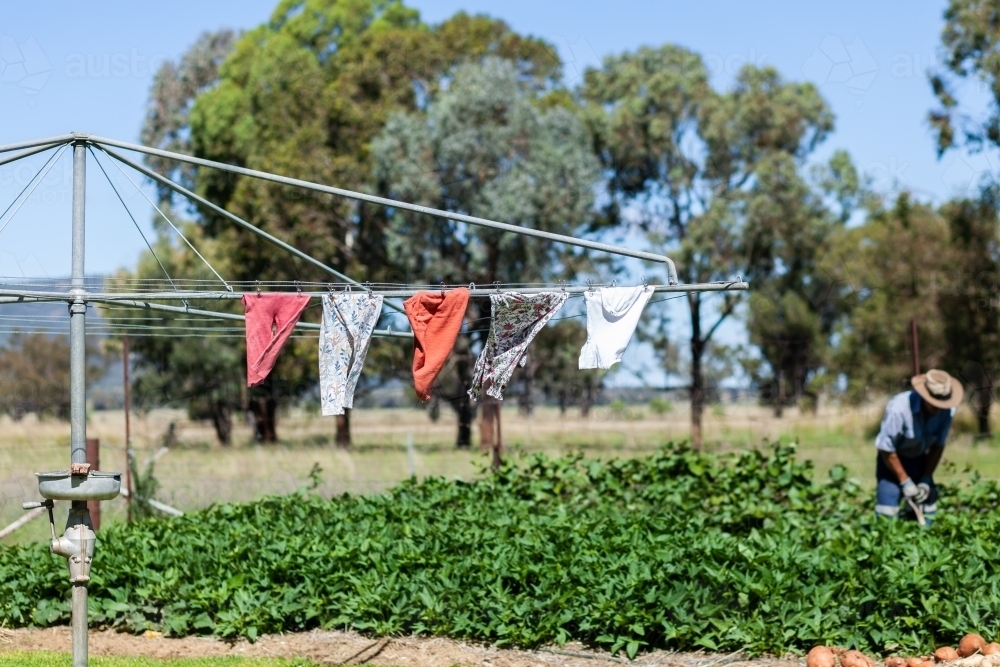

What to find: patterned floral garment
left=469, top=292, right=568, bottom=401
left=319, top=292, right=384, bottom=416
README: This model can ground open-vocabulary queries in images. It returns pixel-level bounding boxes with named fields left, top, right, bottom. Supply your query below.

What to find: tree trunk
left=492, top=402, right=503, bottom=470
left=249, top=395, right=278, bottom=443
left=210, top=400, right=232, bottom=446
left=518, top=352, right=537, bottom=415
left=689, top=295, right=705, bottom=450
left=335, top=408, right=351, bottom=448
left=454, top=339, right=473, bottom=449
left=772, top=373, right=784, bottom=418
left=580, top=382, right=594, bottom=417
left=479, top=399, right=497, bottom=451
left=479, top=397, right=503, bottom=469
left=976, top=387, right=992, bottom=437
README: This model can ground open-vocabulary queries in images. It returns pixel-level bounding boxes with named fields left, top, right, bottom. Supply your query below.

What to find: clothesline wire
left=103, top=151, right=232, bottom=292
left=418, top=292, right=689, bottom=330
left=0, top=278, right=687, bottom=290
left=88, top=146, right=181, bottom=295
left=0, top=323, right=250, bottom=332
left=0, top=145, right=63, bottom=231
left=0, top=144, right=70, bottom=238
left=0, top=314, right=243, bottom=323
left=0, top=294, right=688, bottom=328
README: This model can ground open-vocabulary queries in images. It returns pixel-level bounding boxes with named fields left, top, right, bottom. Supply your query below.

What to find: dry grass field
left=2, top=398, right=998, bottom=545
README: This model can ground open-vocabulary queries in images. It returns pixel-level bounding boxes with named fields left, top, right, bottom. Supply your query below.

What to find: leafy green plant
left=2, top=444, right=998, bottom=657
left=608, top=399, right=644, bottom=421
left=649, top=397, right=674, bottom=416
left=127, top=452, right=163, bottom=522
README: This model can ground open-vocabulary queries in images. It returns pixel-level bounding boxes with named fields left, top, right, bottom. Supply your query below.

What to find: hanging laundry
left=404, top=288, right=470, bottom=401
left=318, top=292, right=384, bottom=416
left=469, top=291, right=568, bottom=401
left=579, top=285, right=653, bottom=370
left=243, top=292, right=310, bottom=387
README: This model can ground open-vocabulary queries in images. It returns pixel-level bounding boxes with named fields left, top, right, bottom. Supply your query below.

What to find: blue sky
left=0, top=0, right=987, bottom=386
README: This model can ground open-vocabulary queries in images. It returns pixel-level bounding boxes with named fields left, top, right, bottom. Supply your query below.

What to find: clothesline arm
left=89, top=135, right=680, bottom=282
left=0, top=134, right=76, bottom=154
left=95, top=145, right=409, bottom=319
left=0, top=140, right=70, bottom=169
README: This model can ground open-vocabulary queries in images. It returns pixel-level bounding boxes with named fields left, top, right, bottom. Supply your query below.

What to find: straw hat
left=911, top=369, right=964, bottom=409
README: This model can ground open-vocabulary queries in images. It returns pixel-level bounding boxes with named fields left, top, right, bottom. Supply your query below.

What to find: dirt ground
left=0, top=626, right=800, bottom=667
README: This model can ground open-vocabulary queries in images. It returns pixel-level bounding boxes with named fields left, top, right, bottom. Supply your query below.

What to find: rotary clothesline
left=0, top=136, right=747, bottom=332
left=0, top=135, right=749, bottom=408
left=0, top=135, right=703, bottom=320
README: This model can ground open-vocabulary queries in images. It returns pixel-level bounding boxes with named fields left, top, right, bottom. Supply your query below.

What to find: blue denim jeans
left=875, top=453, right=937, bottom=522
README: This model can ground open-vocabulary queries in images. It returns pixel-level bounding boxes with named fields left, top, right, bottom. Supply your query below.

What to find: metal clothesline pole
left=89, top=136, right=680, bottom=283
left=69, top=137, right=90, bottom=667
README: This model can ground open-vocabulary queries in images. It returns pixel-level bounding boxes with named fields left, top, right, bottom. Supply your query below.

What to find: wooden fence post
left=86, top=438, right=100, bottom=530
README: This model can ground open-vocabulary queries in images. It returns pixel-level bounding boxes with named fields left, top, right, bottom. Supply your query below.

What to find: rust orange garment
left=243, top=293, right=310, bottom=387
left=403, top=288, right=470, bottom=401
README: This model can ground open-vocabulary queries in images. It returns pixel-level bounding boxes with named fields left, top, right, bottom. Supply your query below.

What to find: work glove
left=916, top=476, right=933, bottom=504
left=915, top=482, right=931, bottom=504
left=901, top=478, right=919, bottom=500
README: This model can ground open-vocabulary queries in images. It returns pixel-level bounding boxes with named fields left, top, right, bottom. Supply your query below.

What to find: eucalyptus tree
left=926, top=0, right=1000, bottom=434
left=371, top=58, right=601, bottom=446
left=135, top=0, right=561, bottom=444
left=582, top=46, right=835, bottom=446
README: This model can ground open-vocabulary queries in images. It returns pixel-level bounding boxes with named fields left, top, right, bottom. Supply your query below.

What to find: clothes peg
left=256, top=281, right=261, bottom=298
left=294, top=280, right=301, bottom=293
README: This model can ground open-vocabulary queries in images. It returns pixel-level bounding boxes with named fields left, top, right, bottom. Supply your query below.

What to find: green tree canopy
left=187, top=2, right=561, bottom=284
left=371, top=58, right=601, bottom=445
left=937, top=191, right=1000, bottom=435
left=136, top=2, right=565, bottom=444
left=930, top=0, right=1000, bottom=155
left=822, top=194, right=951, bottom=403
left=0, top=331, right=104, bottom=421
left=582, top=45, right=835, bottom=446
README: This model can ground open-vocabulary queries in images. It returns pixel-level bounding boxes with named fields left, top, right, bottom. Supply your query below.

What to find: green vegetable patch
left=2, top=444, right=998, bottom=658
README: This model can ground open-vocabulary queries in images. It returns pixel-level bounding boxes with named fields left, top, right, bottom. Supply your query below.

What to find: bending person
left=874, top=369, right=963, bottom=524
